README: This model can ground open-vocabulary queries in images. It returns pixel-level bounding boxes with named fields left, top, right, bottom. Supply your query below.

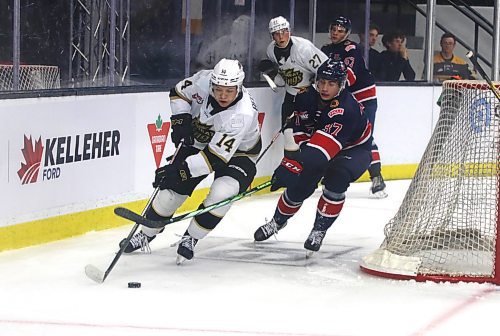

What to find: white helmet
left=268, top=16, right=290, bottom=34
left=210, top=58, right=245, bottom=94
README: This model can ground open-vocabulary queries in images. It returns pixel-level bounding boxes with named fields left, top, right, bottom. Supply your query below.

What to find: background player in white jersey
left=258, top=16, right=327, bottom=158
left=122, top=59, right=262, bottom=264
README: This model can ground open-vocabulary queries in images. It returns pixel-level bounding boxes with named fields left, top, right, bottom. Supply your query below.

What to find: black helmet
left=329, top=16, right=352, bottom=35
left=316, top=60, right=347, bottom=93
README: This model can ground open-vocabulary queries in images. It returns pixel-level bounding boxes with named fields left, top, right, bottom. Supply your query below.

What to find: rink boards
left=0, top=85, right=442, bottom=250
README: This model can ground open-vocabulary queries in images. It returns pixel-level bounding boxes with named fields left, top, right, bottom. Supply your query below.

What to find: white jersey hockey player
left=258, top=16, right=327, bottom=157
left=122, top=59, right=262, bottom=264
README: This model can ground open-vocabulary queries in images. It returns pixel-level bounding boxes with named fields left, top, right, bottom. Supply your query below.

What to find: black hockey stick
left=466, top=51, right=500, bottom=102
left=84, top=142, right=184, bottom=284
left=255, top=112, right=294, bottom=165
left=114, top=179, right=272, bottom=228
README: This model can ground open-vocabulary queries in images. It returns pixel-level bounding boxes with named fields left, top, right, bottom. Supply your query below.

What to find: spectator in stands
left=359, top=23, right=381, bottom=75
left=433, top=33, right=475, bottom=82
left=375, top=30, right=415, bottom=81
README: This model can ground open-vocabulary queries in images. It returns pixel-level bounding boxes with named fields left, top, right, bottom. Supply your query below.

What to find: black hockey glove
left=258, top=59, right=278, bottom=77
left=270, top=156, right=303, bottom=192
left=153, top=161, right=191, bottom=190
left=171, top=113, right=194, bottom=147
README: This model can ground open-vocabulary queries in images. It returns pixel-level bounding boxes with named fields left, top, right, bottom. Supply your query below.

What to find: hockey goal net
left=0, top=64, right=60, bottom=90
left=361, top=80, right=500, bottom=284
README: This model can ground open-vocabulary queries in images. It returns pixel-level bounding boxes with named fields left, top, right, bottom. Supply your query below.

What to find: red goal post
left=360, top=79, right=500, bottom=284
left=0, top=63, right=61, bottom=90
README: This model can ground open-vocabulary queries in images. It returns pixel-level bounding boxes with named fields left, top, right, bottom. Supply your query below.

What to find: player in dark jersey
left=321, top=16, right=387, bottom=198
left=253, top=59, right=373, bottom=255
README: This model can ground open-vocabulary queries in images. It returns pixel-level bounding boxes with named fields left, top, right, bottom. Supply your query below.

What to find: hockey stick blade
left=115, top=180, right=272, bottom=229
left=263, top=73, right=278, bottom=92
left=85, top=264, right=105, bottom=284
left=114, top=207, right=162, bottom=228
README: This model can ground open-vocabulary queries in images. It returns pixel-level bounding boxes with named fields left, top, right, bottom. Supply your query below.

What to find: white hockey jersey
left=170, top=70, right=261, bottom=178
left=266, top=36, right=327, bottom=95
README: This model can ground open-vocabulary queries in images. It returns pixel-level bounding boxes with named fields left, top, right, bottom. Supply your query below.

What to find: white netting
left=0, top=64, right=60, bottom=90
left=361, top=80, right=500, bottom=283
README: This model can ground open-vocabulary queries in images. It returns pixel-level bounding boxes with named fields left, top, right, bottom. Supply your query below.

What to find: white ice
left=0, top=180, right=498, bottom=336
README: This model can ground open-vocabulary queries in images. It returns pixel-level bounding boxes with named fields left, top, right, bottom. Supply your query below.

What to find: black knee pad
left=216, top=156, right=257, bottom=193
left=322, top=167, right=352, bottom=194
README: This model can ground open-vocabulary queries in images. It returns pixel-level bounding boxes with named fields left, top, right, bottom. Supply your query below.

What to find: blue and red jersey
left=321, top=40, right=377, bottom=104
left=292, top=86, right=372, bottom=163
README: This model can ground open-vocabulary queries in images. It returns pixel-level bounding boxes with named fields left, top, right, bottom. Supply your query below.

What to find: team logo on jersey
left=328, top=108, right=344, bottom=118
left=330, top=99, right=339, bottom=108
left=147, top=115, right=171, bottom=168
left=18, top=135, right=44, bottom=184
left=279, top=68, right=304, bottom=87
left=193, top=117, right=215, bottom=143
left=191, top=93, right=204, bottom=104
left=332, top=53, right=341, bottom=62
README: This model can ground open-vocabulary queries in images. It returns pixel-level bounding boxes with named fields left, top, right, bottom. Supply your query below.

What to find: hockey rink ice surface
left=1, top=180, right=499, bottom=336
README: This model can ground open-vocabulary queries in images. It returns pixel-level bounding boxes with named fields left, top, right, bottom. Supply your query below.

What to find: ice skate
left=176, top=234, right=198, bottom=265
left=370, top=175, right=388, bottom=198
left=120, top=231, right=156, bottom=253
left=254, top=218, right=287, bottom=242
left=304, top=229, right=326, bottom=258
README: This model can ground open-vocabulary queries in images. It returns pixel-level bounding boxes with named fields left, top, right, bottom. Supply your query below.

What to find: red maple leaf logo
left=17, top=135, right=44, bottom=184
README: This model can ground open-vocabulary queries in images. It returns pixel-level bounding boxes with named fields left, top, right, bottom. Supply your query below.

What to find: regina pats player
left=254, top=60, right=373, bottom=256
left=122, top=58, right=262, bottom=264
left=321, top=16, right=387, bottom=198
left=258, top=16, right=327, bottom=158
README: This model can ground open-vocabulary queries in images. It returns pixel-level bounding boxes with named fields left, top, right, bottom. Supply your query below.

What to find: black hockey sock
left=273, top=211, right=291, bottom=226
left=313, top=214, right=337, bottom=231
left=368, top=163, right=382, bottom=179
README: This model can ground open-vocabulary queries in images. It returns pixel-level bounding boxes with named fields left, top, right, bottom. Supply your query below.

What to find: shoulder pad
left=345, top=44, right=356, bottom=52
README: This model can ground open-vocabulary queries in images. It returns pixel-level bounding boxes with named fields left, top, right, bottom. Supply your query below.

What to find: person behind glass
left=358, top=23, right=382, bottom=75
left=258, top=16, right=327, bottom=158
left=321, top=16, right=387, bottom=197
left=376, top=30, right=415, bottom=81
left=433, top=32, right=475, bottom=82
left=194, top=15, right=267, bottom=81
left=121, top=59, right=262, bottom=264
left=195, top=15, right=252, bottom=71
left=253, top=60, right=373, bottom=254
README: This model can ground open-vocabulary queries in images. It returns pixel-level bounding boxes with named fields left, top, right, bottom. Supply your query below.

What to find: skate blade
left=176, top=255, right=187, bottom=265
left=85, top=264, right=104, bottom=283
left=305, top=250, right=315, bottom=259
left=370, top=189, right=388, bottom=199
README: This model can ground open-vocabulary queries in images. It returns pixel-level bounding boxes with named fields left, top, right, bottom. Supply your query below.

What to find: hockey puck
left=128, top=282, right=141, bottom=288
